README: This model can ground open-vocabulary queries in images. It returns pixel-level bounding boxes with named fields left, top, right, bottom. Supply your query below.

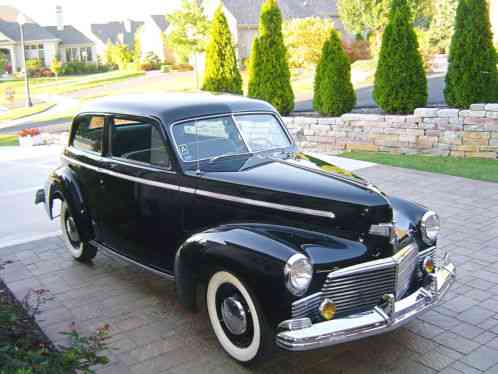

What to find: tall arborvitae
left=313, top=29, right=356, bottom=116
left=444, top=0, right=498, bottom=108
left=202, top=6, right=242, bottom=94
left=373, top=0, right=427, bottom=113
left=247, top=0, right=294, bottom=115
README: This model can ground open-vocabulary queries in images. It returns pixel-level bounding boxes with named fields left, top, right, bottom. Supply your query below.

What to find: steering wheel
left=249, top=137, right=273, bottom=150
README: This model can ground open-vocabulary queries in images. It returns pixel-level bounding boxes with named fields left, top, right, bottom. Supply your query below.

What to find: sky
left=3, top=0, right=182, bottom=27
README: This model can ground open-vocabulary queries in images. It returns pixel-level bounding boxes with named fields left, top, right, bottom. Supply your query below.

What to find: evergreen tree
left=202, top=6, right=242, bottom=94
left=373, top=0, right=427, bottom=113
left=313, top=29, right=356, bottom=116
left=444, top=0, right=498, bottom=108
left=248, top=0, right=294, bottom=115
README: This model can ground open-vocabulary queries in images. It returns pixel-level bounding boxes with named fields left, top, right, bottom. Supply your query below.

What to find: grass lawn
left=341, top=151, right=498, bottom=183
left=0, top=134, right=18, bottom=146
left=0, top=71, right=145, bottom=106
left=0, top=102, right=54, bottom=122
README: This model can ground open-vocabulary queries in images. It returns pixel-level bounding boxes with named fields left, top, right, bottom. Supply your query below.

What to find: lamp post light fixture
left=17, top=13, right=33, bottom=108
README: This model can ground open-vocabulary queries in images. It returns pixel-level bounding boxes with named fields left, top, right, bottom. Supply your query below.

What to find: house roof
left=221, top=0, right=338, bottom=26
left=90, top=20, right=143, bottom=48
left=0, top=19, right=57, bottom=42
left=44, top=25, right=93, bottom=45
left=150, top=15, right=169, bottom=32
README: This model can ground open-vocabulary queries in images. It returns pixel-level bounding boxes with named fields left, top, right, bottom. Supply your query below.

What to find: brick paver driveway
left=2, top=165, right=498, bottom=374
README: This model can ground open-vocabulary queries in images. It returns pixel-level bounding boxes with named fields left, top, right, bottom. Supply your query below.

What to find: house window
left=25, top=44, right=45, bottom=65
left=66, top=48, right=79, bottom=62
left=80, top=47, right=93, bottom=62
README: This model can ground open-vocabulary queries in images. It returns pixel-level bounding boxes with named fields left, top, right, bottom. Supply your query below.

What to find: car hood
left=197, top=152, right=393, bottom=235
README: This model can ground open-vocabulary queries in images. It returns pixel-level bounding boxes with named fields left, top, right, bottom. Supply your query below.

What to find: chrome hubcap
left=65, top=216, right=80, bottom=243
left=221, top=296, right=247, bottom=335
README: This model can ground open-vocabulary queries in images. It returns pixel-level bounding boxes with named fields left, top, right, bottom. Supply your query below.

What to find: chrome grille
left=394, top=243, right=418, bottom=299
left=291, top=244, right=432, bottom=320
left=322, top=264, right=396, bottom=315
left=291, top=292, right=322, bottom=319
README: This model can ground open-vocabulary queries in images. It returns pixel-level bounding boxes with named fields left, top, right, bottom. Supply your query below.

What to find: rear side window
left=110, top=117, right=171, bottom=169
left=72, top=115, right=105, bottom=154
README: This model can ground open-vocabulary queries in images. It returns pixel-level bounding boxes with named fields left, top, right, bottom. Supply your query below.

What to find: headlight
left=420, top=211, right=440, bottom=245
left=284, top=254, right=313, bottom=296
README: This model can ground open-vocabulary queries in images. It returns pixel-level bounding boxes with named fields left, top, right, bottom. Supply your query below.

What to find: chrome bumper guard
left=276, top=258, right=456, bottom=351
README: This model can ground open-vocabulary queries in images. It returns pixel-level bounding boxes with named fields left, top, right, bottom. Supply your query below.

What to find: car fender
left=174, top=223, right=369, bottom=327
left=45, top=166, right=94, bottom=242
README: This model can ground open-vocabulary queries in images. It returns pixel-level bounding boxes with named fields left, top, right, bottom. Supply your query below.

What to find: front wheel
left=206, top=270, right=272, bottom=364
left=60, top=202, right=97, bottom=262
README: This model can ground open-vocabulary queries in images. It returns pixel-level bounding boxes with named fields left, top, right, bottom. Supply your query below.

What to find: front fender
left=389, top=196, right=431, bottom=248
left=45, top=166, right=94, bottom=242
left=175, top=223, right=369, bottom=328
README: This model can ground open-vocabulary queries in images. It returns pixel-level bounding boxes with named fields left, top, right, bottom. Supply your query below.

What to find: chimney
left=56, top=5, right=63, bottom=31
left=124, top=19, right=132, bottom=33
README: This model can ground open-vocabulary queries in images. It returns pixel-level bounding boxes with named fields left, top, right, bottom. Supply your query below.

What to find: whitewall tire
left=206, top=270, right=271, bottom=364
left=61, top=202, right=97, bottom=262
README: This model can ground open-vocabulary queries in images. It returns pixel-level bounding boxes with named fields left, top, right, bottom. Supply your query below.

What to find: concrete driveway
left=2, top=162, right=498, bottom=374
left=0, top=145, right=62, bottom=248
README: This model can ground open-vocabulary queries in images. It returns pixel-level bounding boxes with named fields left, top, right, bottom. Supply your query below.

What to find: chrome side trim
left=62, top=155, right=179, bottom=191
left=62, top=155, right=336, bottom=219
left=196, top=189, right=335, bottom=219
left=91, top=240, right=175, bottom=280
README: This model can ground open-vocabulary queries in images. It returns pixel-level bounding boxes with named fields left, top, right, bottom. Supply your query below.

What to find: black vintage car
left=36, top=93, right=455, bottom=364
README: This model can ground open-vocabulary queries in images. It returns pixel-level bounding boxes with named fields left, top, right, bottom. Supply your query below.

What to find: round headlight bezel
left=284, top=254, right=313, bottom=296
left=420, top=211, right=440, bottom=245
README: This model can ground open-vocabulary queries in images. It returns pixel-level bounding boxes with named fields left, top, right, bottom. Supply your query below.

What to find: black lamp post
left=17, top=13, right=33, bottom=108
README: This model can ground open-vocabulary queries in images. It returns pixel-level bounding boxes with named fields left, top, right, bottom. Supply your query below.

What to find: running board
left=90, top=240, right=175, bottom=281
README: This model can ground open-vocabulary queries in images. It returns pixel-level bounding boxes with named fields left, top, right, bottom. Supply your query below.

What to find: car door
left=97, top=115, right=185, bottom=272
left=65, top=114, right=106, bottom=240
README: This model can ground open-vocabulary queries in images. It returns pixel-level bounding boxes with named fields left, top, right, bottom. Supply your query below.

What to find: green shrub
left=160, top=65, right=170, bottom=73
left=283, top=17, right=334, bottom=68
left=140, top=52, right=161, bottom=71
left=373, top=0, right=427, bottom=113
left=59, top=62, right=111, bottom=76
left=202, top=6, right=242, bottom=94
left=445, top=0, right=498, bottom=108
left=313, top=29, right=356, bottom=116
left=248, top=0, right=294, bottom=115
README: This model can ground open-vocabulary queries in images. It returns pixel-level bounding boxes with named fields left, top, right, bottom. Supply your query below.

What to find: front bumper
left=276, top=258, right=456, bottom=351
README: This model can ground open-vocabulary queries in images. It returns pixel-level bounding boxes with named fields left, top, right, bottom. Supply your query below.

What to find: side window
left=110, top=117, right=171, bottom=169
left=72, top=115, right=104, bottom=154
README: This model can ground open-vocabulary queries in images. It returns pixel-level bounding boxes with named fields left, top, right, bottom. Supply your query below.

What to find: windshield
left=171, top=114, right=292, bottom=164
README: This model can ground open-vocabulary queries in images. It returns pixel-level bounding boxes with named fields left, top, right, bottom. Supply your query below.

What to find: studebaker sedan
left=36, top=93, right=455, bottom=364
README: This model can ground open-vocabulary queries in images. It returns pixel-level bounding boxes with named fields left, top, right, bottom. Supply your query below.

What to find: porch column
left=8, top=46, right=16, bottom=74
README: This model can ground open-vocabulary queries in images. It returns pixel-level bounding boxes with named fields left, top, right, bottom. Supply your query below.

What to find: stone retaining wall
left=283, top=103, right=498, bottom=159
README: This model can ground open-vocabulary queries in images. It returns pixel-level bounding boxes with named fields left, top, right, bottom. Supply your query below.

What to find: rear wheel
left=206, top=270, right=272, bottom=364
left=60, top=202, right=97, bottom=262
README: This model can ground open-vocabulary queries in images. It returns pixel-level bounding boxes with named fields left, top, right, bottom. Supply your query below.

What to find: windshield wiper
left=208, top=152, right=254, bottom=164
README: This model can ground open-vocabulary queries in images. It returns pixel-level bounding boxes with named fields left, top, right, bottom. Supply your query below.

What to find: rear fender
left=45, top=167, right=94, bottom=242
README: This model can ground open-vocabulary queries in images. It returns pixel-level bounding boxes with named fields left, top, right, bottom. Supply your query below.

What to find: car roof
left=78, top=93, right=277, bottom=126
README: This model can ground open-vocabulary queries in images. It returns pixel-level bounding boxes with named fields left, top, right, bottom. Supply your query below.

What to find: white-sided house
left=86, top=19, right=143, bottom=61
left=140, top=15, right=174, bottom=62
left=0, top=5, right=95, bottom=72
left=0, top=19, right=59, bottom=73
left=45, top=25, right=95, bottom=64
left=202, top=0, right=348, bottom=61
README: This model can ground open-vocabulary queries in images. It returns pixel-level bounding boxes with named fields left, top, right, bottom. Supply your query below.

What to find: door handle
left=99, top=179, right=105, bottom=185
